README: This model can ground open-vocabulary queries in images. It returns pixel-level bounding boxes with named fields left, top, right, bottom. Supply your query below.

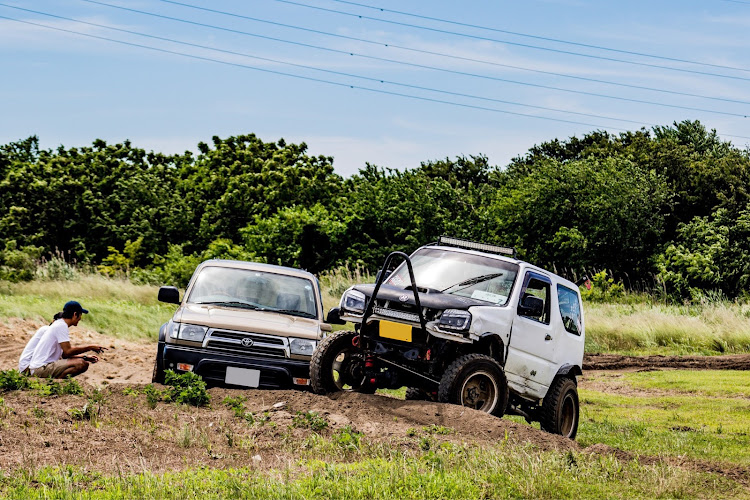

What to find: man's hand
left=89, top=345, right=107, bottom=354
left=82, top=355, right=99, bottom=363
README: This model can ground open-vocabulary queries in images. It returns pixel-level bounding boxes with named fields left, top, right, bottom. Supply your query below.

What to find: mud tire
left=405, top=387, right=428, bottom=401
left=151, top=344, right=165, bottom=384
left=438, top=353, right=508, bottom=417
left=540, top=376, right=579, bottom=439
left=310, top=330, right=372, bottom=394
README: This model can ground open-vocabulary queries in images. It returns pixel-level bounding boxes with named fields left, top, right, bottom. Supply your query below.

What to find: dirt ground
left=1, top=318, right=748, bottom=486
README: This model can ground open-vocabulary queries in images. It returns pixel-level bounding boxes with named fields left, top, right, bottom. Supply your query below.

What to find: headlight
left=438, top=309, right=472, bottom=332
left=341, top=289, right=366, bottom=314
left=177, top=323, right=208, bottom=342
left=289, top=338, right=317, bottom=356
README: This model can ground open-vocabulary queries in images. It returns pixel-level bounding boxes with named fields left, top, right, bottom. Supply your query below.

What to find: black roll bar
left=361, top=251, right=427, bottom=333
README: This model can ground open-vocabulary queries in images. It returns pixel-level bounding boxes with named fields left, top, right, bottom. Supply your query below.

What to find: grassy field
left=0, top=369, right=748, bottom=498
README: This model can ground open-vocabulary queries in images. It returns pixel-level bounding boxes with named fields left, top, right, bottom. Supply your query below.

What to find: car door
left=505, top=271, right=558, bottom=394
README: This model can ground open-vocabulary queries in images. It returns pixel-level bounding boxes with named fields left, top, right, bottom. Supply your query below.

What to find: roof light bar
left=437, top=236, right=517, bottom=258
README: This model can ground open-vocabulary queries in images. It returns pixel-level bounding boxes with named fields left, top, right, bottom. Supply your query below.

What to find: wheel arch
left=473, top=333, right=506, bottom=366
left=555, top=363, right=582, bottom=380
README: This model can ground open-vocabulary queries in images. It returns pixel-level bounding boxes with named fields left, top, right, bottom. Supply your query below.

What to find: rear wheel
left=310, top=331, right=372, bottom=394
left=405, top=387, right=433, bottom=401
left=438, top=354, right=508, bottom=417
left=540, top=377, right=579, bottom=439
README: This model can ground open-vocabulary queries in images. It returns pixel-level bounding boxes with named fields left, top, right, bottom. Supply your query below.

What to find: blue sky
left=1, top=0, right=749, bottom=176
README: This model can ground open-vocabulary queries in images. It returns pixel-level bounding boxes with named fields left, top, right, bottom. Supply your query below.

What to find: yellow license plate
left=379, top=320, right=413, bottom=342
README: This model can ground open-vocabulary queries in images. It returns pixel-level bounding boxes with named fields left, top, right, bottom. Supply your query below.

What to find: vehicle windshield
left=386, top=247, right=519, bottom=305
left=187, top=266, right=318, bottom=319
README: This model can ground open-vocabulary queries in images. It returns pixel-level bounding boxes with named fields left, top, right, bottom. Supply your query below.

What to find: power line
left=155, top=0, right=750, bottom=107
left=0, top=14, right=640, bottom=132
left=275, top=0, right=750, bottom=83
left=328, top=0, right=750, bottom=75
left=73, top=0, right=750, bottom=118
left=0, top=4, right=655, bottom=126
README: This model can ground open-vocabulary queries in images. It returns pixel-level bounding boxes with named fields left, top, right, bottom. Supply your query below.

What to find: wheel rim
left=331, top=349, right=365, bottom=390
left=559, top=392, right=577, bottom=437
left=459, top=371, right=499, bottom=412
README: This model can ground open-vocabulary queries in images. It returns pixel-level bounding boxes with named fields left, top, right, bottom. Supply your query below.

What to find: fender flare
left=555, top=363, right=583, bottom=379
left=477, top=332, right=506, bottom=366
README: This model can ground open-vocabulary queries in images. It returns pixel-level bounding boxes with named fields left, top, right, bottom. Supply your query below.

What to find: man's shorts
left=31, top=359, right=75, bottom=378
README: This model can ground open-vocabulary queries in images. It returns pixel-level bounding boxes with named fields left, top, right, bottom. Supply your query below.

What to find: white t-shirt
left=29, top=319, right=70, bottom=372
left=18, top=325, right=49, bottom=372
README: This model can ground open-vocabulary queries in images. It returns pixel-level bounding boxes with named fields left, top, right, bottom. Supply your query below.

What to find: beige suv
left=154, top=259, right=331, bottom=389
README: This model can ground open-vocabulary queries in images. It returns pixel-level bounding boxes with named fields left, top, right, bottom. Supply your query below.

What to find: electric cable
left=326, top=0, right=750, bottom=74
left=154, top=0, right=750, bottom=107
left=274, top=0, right=750, bottom=82
left=69, top=1, right=750, bottom=118
left=0, top=4, right=657, bottom=126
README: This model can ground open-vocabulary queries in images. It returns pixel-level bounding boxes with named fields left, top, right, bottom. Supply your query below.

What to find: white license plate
left=225, top=367, right=261, bottom=388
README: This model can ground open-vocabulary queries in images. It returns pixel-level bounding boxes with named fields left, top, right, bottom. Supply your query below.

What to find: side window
left=518, top=274, right=551, bottom=324
left=557, top=284, right=582, bottom=336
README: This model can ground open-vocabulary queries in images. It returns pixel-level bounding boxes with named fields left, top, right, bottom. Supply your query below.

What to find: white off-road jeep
left=311, top=237, right=585, bottom=438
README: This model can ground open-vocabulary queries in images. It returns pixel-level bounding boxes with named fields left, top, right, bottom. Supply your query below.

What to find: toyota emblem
left=241, top=338, right=254, bottom=347
left=398, top=294, right=409, bottom=302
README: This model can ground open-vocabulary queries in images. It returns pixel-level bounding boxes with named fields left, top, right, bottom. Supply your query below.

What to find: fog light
left=292, top=377, right=310, bottom=386
left=176, top=363, right=193, bottom=372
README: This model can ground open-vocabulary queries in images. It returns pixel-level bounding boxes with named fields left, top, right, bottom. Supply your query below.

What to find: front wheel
left=310, top=331, right=372, bottom=394
left=540, top=377, right=579, bottom=439
left=151, top=344, right=165, bottom=384
left=438, top=354, right=508, bottom=417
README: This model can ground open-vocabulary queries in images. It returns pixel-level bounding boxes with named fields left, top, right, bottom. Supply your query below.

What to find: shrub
left=292, top=411, right=328, bottom=432
left=163, top=370, right=210, bottom=407
left=0, top=370, right=31, bottom=391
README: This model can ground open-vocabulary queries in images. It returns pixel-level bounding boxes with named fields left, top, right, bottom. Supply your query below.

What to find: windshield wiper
left=272, top=309, right=316, bottom=319
left=196, top=301, right=265, bottom=311
left=441, top=272, right=504, bottom=292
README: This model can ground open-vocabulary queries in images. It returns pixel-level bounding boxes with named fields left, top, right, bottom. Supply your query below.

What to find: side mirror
left=325, top=307, right=346, bottom=325
left=517, top=294, right=544, bottom=318
left=375, top=269, right=392, bottom=284
left=158, top=286, right=181, bottom=304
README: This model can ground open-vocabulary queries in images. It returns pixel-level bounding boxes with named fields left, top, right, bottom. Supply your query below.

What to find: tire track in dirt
left=584, top=353, right=750, bottom=371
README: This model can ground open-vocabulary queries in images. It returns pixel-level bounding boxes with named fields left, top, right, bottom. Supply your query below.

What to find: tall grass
left=2, top=261, right=750, bottom=354
left=585, top=301, right=750, bottom=355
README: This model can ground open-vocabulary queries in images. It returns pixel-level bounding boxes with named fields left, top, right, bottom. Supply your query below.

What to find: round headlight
left=438, top=309, right=472, bottom=332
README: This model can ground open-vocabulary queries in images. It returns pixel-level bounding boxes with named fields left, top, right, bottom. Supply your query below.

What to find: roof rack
left=435, top=236, right=517, bottom=258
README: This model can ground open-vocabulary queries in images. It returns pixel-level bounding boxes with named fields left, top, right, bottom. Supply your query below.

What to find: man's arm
left=60, top=341, right=105, bottom=359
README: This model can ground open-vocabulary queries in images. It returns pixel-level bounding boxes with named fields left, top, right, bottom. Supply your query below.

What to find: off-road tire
left=151, top=344, right=165, bottom=384
left=438, top=353, right=508, bottom=417
left=405, top=387, right=429, bottom=401
left=310, top=330, right=373, bottom=394
left=540, top=376, right=579, bottom=439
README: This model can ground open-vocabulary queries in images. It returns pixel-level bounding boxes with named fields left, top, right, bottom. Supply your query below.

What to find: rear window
left=557, top=284, right=582, bottom=335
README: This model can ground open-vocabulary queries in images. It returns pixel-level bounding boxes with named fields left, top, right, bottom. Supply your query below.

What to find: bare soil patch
left=584, top=353, right=750, bottom=371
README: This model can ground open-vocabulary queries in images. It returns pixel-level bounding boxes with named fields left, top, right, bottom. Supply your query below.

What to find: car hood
left=176, top=303, right=322, bottom=340
left=353, top=284, right=488, bottom=310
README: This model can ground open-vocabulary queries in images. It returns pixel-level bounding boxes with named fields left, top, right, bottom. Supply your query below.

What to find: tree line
left=1, top=120, right=748, bottom=299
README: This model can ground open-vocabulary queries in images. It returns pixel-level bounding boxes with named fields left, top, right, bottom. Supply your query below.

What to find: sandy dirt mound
left=0, top=318, right=155, bottom=386
left=584, top=353, right=750, bottom=371
left=0, top=385, right=577, bottom=476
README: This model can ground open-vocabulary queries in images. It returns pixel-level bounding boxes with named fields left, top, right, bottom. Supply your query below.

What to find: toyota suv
left=154, top=259, right=330, bottom=389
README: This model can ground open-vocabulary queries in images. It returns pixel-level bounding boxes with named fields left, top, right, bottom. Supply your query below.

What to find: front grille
left=205, top=330, right=288, bottom=358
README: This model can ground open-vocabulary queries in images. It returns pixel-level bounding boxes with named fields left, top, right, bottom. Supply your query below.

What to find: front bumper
left=161, top=343, right=311, bottom=389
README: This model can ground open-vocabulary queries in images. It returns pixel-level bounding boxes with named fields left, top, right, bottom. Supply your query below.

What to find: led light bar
left=373, top=307, right=421, bottom=323
left=437, top=236, right=516, bottom=258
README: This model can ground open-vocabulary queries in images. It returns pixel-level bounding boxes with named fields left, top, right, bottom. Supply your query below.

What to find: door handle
left=544, top=334, right=552, bottom=341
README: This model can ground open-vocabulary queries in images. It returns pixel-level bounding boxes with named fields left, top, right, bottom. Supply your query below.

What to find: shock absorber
left=365, top=355, right=376, bottom=385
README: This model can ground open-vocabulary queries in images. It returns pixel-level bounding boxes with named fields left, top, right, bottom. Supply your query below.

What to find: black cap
left=63, top=301, right=89, bottom=315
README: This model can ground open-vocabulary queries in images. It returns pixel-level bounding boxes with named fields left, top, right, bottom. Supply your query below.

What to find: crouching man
left=26, top=301, right=106, bottom=379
